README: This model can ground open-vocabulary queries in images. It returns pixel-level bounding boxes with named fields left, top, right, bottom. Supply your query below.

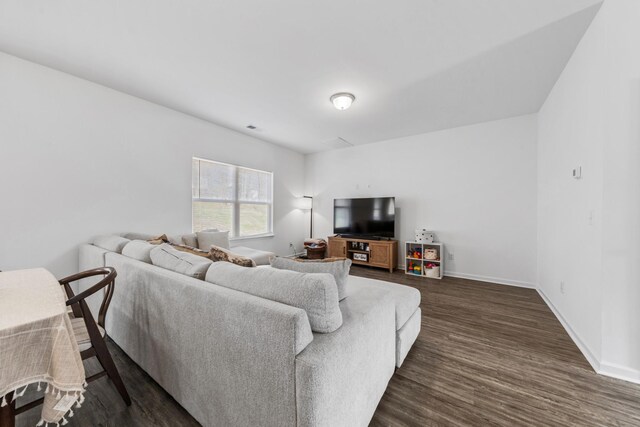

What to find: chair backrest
left=59, top=267, right=117, bottom=328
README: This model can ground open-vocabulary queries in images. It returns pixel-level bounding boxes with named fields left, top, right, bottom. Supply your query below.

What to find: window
left=192, top=158, right=273, bottom=238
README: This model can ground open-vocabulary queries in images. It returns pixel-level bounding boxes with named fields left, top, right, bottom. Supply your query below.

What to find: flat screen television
left=333, top=197, right=395, bottom=238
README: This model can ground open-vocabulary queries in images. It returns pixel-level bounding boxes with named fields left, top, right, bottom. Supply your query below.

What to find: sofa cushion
left=205, top=263, right=342, bottom=333
left=231, top=246, right=275, bottom=266
left=270, top=257, right=351, bottom=301
left=209, top=245, right=256, bottom=267
left=197, top=230, right=230, bottom=250
left=182, top=233, right=198, bottom=248
left=396, top=307, right=421, bottom=367
left=347, top=275, right=421, bottom=330
left=150, top=243, right=212, bottom=279
left=122, top=232, right=197, bottom=246
left=121, top=240, right=155, bottom=263
left=93, top=235, right=130, bottom=253
left=122, top=232, right=158, bottom=241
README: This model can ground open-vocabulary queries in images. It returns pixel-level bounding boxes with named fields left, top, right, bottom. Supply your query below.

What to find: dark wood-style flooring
left=16, top=267, right=640, bottom=426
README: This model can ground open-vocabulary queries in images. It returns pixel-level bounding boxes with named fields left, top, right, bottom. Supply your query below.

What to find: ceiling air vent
left=322, top=137, right=353, bottom=149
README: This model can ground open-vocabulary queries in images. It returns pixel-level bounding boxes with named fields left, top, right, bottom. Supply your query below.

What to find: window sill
left=230, top=233, right=275, bottom=242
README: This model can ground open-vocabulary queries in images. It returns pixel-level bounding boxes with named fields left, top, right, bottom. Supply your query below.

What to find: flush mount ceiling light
left=330, top=92, right=355, bottom=110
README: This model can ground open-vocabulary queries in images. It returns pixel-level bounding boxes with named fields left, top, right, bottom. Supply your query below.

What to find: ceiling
left=0, top=0, right=602, bottom=153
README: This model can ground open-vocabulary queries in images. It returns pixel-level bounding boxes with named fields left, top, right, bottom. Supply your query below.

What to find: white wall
left=305, top=115, right=538, bottom=287
left=537, top=1, right=605, bottom=365
left=538, top=0, right=640, bottom=381
left=0, top=52, right=307, bottom=277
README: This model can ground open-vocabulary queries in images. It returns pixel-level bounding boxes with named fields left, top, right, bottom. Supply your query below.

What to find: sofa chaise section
left=347, top=275, right=421, bottom=367
left=296, top=286, right=395, bottom=427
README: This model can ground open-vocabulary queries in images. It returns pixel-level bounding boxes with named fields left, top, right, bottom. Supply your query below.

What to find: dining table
left=0, top=268, right=86, bottom=427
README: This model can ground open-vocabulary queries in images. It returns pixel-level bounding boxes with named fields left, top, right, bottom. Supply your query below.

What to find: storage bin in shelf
left=405, top=241, right=444, bottom=280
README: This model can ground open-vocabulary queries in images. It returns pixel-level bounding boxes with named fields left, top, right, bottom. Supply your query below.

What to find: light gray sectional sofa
left=78, top=235, right=421, bottom=427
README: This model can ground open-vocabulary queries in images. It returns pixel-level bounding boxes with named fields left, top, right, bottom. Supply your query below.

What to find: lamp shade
left=298, top=196, right=313, bottom=210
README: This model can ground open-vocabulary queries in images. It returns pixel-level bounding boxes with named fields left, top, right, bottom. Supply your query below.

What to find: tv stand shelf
left=328, top=236, right=398, bottom=273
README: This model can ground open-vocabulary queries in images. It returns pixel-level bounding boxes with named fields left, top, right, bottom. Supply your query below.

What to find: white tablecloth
left=0, top=268, right=86, bottom=426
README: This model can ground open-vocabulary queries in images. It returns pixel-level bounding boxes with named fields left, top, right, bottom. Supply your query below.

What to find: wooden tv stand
left=327, top=236, right=398, bottom=273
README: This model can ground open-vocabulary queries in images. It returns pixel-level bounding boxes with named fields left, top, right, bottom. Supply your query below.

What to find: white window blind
left=192, top=158, right=273, bottom=238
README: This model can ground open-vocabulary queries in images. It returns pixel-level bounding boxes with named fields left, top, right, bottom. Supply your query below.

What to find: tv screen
left=333, top=197, right=395, bottom=238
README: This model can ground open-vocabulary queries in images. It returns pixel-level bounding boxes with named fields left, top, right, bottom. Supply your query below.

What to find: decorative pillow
left=166, top=235, right=184, bottom=245
left=205, top=262, right=342, bottom=333
left=197, top=230, right=230, bottom=250
left=209, top=245, right=256, bottom=267
left=182, top=233, right=198, bottom=248
left=170, top=243, right=211, bottom=258
left=92, top=235, right=131, bottom=254
left=121, top=240, right=155, bottom=263
left=147, top=234, right=169, bottom=245
left=150, top=244, right=212, bottom=279
left=270, top=257, right=352, bottom=300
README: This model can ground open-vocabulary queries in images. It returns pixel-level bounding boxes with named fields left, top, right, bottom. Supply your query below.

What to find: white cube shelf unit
left=405, top=242, right=444, bottom=279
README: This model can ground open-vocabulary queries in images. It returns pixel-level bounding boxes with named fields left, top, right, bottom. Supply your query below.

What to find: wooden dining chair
left=14, top=267, right=131, bottom=418
left=59, top=267, right=131, bottom=406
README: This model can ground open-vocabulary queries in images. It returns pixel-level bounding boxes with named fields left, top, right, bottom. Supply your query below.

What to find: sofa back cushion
left=122, top=232, right=157, bottom=241
left=205, top=263, right=342, bottom=333
left=122, top=232, right=198, bottom=247
left=270, top=257, right=351, bottom=301
left=121, top=240, right=155, bottom=263
left=150, top=243, right=213, bottom=279
left=93, top=235, right=131, bottom=253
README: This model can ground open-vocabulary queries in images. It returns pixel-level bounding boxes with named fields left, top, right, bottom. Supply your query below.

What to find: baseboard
left=599, top=362, right=640, bottom=385
left=444, top=271, right=536, bottom=289
left=536, top=288, right=601, bottom=373
left=538, top=289, right=640, bottom=384
left=395, top=266, right=535, bottom=288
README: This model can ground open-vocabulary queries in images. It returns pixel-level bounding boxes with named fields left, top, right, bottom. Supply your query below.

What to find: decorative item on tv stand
left=406, top=231, right=444, bottom=280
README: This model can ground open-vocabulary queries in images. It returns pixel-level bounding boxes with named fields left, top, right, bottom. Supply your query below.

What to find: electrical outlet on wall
left=572, top=166, right=582, bottom=179
left=560, top=281, right=565, bottom=294
left=448, top=252, right=454, bottom=261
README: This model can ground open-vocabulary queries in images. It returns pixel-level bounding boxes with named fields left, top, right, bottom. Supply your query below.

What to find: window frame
left=192, top=157, right=274, bottom=239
